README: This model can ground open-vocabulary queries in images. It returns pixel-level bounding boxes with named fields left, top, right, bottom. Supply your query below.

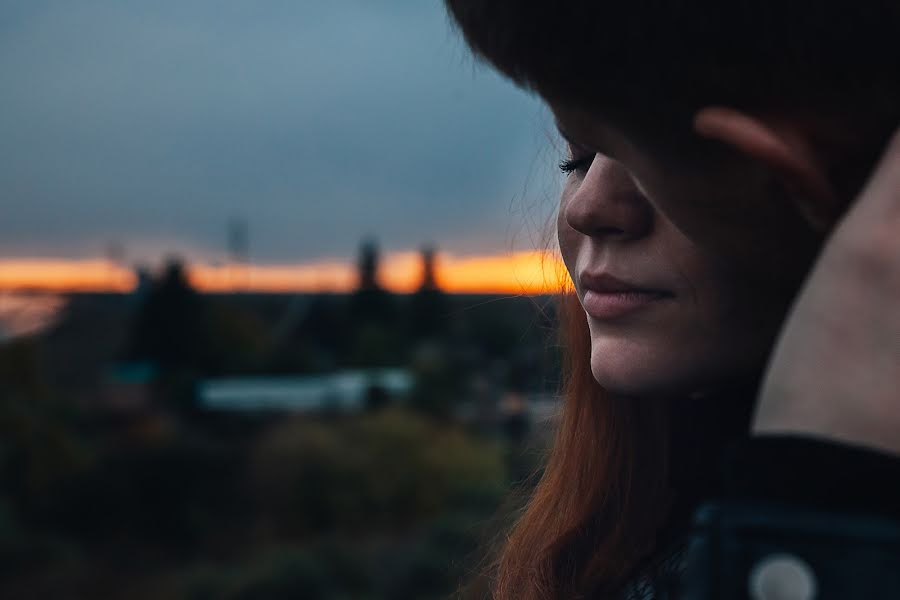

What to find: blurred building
left=197, top=368, right=413, bottom=413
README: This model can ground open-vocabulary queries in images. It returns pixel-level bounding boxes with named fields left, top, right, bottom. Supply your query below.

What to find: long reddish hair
left=476, top=292, right=675, bottom=600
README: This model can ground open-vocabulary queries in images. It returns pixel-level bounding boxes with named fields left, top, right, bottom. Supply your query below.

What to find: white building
left=197, top=369, right=413, bottom=413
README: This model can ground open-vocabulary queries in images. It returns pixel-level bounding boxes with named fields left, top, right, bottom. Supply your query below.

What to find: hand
left=753, top=127, right=900, bottom=453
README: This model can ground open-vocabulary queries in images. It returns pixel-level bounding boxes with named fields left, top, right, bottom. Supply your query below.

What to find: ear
left=693, top=106, right=840, bottom=234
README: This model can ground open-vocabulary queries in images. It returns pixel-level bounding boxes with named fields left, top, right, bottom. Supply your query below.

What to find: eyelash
left=558, top=154, right=595, bottom=175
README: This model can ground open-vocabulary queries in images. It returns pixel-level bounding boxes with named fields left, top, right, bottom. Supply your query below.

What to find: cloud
left=0, top=0, right=561, bottom=265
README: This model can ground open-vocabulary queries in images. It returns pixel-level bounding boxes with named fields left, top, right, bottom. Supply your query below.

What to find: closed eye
left=559, top=154, right=595, bottom=175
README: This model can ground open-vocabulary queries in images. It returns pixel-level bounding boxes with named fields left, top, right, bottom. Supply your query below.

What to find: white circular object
left=748, top=553, right=818, bottom=600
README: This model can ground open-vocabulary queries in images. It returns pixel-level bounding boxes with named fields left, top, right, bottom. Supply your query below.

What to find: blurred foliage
left=181, top=544, right=371, bottom=600
left=0, top=339, right=92, bottom=506
left=127, top=261, right=208, bottom=372
left=0, top=270, right=557, bottom=598
left=0, top=400, right=528, bottom=599
left=409, top=287, right=449, bottom=340
left=348, top=322, right=401, bottom=368
left=409, top=343, right=459, bottom=419
left=204, top=302, right=269, bottom=375
left=251, top=410, right=506, bottom=537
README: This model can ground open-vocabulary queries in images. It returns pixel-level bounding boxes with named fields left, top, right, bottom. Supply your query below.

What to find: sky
left=0, top=0, right=564, bottom=291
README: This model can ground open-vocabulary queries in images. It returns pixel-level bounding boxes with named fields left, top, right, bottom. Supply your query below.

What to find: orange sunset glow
left=0, top=251, right=570, bottom=295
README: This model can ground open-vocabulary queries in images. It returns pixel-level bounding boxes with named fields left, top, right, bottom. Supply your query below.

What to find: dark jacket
left=628, top=436, right=900, bottom=599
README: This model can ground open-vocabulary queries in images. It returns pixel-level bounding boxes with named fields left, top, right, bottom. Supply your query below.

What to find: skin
left=552, top=101, right=823, bottom=400
left=753, top=127, right=900, bottom=453
left=554, top=98, right=900, bottom=457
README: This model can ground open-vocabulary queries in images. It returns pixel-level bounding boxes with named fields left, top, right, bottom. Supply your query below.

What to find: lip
left=579, top=272, right=672, bottom=319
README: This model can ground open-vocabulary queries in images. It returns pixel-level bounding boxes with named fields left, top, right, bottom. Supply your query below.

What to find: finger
left=693, top=106, right=841, bottom=234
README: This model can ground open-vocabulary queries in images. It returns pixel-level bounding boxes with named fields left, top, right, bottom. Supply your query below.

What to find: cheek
left=674, top=252, right=796, bottom=375
left=643, top=171, right=818, bottom=278
left=642, top=178, right=755, bottom=260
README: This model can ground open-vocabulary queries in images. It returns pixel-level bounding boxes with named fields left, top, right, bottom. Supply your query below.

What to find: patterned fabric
left=620, top=542, right=688, bottom=600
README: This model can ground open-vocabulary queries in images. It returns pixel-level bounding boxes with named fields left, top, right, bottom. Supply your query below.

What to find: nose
left=562, top=155, right=654, bottom=240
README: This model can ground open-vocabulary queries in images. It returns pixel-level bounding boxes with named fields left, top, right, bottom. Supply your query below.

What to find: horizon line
left=0, top=251, right=570, bottom=296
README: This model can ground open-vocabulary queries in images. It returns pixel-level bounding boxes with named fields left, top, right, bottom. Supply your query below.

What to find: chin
left=588, top=341, right=722, bottom=401
left=589, top=341, right=766, bottom=401
left=590, top=346, right=669, bottom=399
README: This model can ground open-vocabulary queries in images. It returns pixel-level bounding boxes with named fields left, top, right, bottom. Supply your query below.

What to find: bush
left=181, top=544, right=370, bottom=600
left=250, top=410, right=506, bottom=538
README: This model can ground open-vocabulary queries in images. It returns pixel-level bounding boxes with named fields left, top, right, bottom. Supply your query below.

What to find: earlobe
left=693, top=106, right=840, bottom=233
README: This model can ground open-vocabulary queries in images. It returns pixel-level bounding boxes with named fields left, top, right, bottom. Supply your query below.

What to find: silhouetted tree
left=348, top=240, right=399, bottom=364
left=409, top=245, right=448, bottom=340
left=357, top=238, right=380, bottom=292
left=419, top=245, right=438, bottom=292
left=126, top=258, right=208, bottom=372
left=350, top=239, right=395, bottom=323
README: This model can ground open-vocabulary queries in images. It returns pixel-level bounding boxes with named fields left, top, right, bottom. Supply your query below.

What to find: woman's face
left=553, top=103, right=821, bottom=399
